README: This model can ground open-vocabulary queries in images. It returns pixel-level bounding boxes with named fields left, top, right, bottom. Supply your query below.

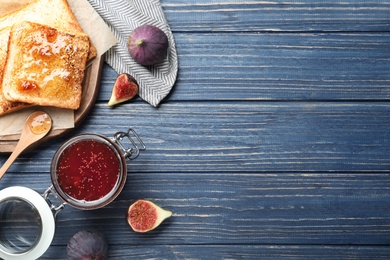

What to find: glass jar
left=0, top=128, right=145, bottom=259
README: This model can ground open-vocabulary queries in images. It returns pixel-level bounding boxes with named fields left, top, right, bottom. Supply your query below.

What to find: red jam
left=56, top=140, right=121, bottom=201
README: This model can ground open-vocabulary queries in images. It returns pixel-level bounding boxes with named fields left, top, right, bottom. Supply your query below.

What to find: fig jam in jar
left=51, top=134, right=127, bottom=210
left=56, top=139, right=120, bottom=202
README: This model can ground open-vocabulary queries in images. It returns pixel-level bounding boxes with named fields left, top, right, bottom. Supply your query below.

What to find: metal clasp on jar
left=113, top=128, right=146, bottom=160
left=43, top=185, right=66, bottom=217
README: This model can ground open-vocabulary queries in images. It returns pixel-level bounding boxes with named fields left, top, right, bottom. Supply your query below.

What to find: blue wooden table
left=1, top=0, right=390, bottom=259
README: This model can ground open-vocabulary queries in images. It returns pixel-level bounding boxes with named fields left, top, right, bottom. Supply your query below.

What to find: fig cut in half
left=127, top=199, right=172, bottom=233
left=108, top=73, right=139, bottom=106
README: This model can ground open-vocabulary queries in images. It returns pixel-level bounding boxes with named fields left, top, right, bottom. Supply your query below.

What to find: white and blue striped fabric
left=87, top=0, right=178, bottom=107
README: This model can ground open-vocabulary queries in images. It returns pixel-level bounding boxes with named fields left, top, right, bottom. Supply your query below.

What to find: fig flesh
left=127, top=199, right=172, bottom=233
left=108, top=73, right=138, bottom=106
left=67, top=230, right=108, bottom=260
left=128, top=25, right=169, bottom=66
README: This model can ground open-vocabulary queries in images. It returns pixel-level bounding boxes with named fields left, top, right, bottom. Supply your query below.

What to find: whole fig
left=128, top=24, right=169, bottom=66
left=67, top=230, right=108, bottom=260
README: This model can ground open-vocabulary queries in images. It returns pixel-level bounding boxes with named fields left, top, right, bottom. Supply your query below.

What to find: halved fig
left=127, top=199, right=172, bottom=233
left=108, top=73, right=138, bottom=106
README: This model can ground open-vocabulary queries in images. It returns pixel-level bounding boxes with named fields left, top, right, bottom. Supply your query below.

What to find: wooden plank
left=43, top=245, right=390, bottom=259
left=99, top=32, right=390, bottom=101
left=1, top=172, right=389, bottom=252
left=2, top=101, right=390, bottom=173
left=161, top=0, right=390, bottom=32
left=4, top=101, right=388, bottom=173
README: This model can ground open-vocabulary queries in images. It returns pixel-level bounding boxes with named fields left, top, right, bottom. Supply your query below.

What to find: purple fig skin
left=128, top=25, right=169, bottom=66
left=67, top=230, right=108, bottom=260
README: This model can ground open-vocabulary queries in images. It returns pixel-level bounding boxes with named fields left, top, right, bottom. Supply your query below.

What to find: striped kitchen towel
left=87, top=0, right=178, bottom=107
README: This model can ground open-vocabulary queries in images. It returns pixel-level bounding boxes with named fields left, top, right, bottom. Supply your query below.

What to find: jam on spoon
left=0, top=111, right=52, bottom=179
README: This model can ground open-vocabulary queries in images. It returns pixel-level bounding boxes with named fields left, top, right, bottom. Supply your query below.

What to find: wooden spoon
left=0, top=111, right=52, bottom=179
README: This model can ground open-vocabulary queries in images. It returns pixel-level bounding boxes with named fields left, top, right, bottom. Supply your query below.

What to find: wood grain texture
left=98, top=33, right=390, bottom=101
left=0, top=171, right=389, bottom=258
left=1, top=0, right=390, bottom=258
left=41, top=245, right=390, bottom=259
left=161, top=0, right=390, bottom=32
left=2, top=102, right=390, bottom=173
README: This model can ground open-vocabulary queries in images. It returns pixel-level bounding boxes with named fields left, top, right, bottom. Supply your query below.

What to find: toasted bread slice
left=0, top=1, right=35, bottom=17
left=0, top=0, right=96, bottom=60
left=0, top=27, right=30, bottom=115
left=0, top=0, right=96, bottom=115
left=2, top=21, right=90, bottom=110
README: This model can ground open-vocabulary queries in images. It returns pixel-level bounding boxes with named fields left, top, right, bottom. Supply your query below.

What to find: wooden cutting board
left=0, top=54, right=104, bottom=153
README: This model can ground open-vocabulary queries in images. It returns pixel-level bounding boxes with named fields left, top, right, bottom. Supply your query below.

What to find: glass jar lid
left=0, top=186, right=55, bottom=260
